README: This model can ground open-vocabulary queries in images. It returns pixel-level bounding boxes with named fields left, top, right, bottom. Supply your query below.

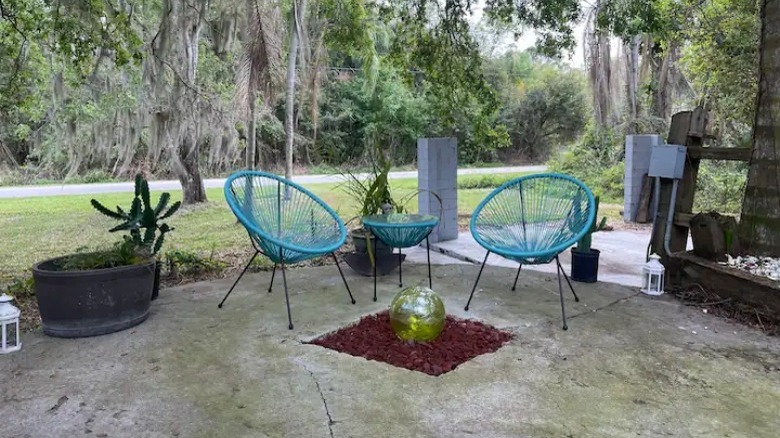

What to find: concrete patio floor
left=429, top=229, right=693, bottom=287
left=2, top=263, right=779, bottom=438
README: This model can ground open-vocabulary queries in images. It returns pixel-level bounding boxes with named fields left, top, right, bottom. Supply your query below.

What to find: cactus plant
left=90, top=174, right=181, bottom=256
left=576, top=196, right=608, bottom=252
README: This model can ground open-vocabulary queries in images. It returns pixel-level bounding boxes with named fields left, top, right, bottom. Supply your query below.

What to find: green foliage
left=597, top=0, right=667, bottom=40
left=73, top=169, right=118, bottom=184
left=677, top=0, right=759, bottom=131
left=695, top=161, right=747, bottom=215
left=90, top=174, right=181, bottom=256
left=382, top=0, right=585, bottom=164
left=316, top=0, right=380, bottom=86
left=548, top=124, right=624, bottom=203
left=577, top=196, right=608, bottom=252
left=314, top=64, right=430, bottom=163
left=476, top=0, right=582, bottom=56
left=457, top=174, right=519, bottom=190
left=496, top=61, right=587, bottom=161
left=165, top=249, right=226, bottom=278
left=54, top=240, right=145, bottom=271
left=0, top=0, right=143, bottom=165
left=0, top=0, right=142, bottom=76
left=341, top=152, right=400, bottom=219
left=2, top=275, right=35, bottom=299
left=0, top=167, right=119, bottom=186
left=387, top=1, right=499, bottom=123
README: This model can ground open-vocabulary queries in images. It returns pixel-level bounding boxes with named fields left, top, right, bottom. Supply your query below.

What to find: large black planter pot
left=570, top=248, right=601, bottom=283
left=351, top=231, right=393, bottom=255
left=151, top=262, right=161, bottom=301
left=32, top=256, right=155, bottom=338
left=345, top=231, right=403, bottom=276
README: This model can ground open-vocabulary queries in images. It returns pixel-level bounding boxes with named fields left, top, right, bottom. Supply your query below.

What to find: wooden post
left=651, top=108, right=707, bottom=284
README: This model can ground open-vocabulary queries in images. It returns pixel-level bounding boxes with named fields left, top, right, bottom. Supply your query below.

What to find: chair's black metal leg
left=218, top=251, right=259, bottom=308
left=556, top=256, right=568, bottom=331
left=280, top=251, right=293, bottom=330
left=268, top=263, right=277, bottom=293
left=373, top=249, right=378, bottom=302
left=556, top=257, right=580, bottom=302
left=398, top=248, right=403, bottom=287
left=426, top=236, right=432, bottom=289
left=512, top=264, right=523, bottom=291
left=465, top=251, right=490, bottom=311
left=332, top=253, right=356, bottom=304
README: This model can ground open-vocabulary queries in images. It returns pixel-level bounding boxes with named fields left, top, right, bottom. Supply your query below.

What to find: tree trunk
left=739, top=0, right=780, bottom=255
left=584, top=4, right=612, bottom=127
left=247, top=92, right=257, bottom=169
left=179, top=131, right=207, bottom=204
left=624, top=35, right=641, bottom=134
left=284, top=0, right=307, bottom=181
left=176, top=0, right=208, bottom=203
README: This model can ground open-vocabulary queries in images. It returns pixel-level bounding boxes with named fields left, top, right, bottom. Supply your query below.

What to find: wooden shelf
left=686, top=147, right=751, bottom=161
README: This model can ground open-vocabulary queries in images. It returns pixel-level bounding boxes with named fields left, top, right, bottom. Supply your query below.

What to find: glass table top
left=362, top=213, right=439, bottom=228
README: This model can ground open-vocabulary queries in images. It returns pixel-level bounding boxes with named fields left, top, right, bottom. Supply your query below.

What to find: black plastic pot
left=345, top=230, right=401, bottom=276
left=151, top=262, right=161, bottom=301
left=351, top=231, right=393, bottom=255
left=570, top=248, right=600, bottom=283
left=32, top=256, right=155, bottom=338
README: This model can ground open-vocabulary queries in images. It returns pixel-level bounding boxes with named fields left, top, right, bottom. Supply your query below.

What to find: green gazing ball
left=389, top=286, right=446, bottom=342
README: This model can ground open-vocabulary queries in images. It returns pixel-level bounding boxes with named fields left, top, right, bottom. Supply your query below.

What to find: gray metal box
left=648, top=145, right=687, bottom=179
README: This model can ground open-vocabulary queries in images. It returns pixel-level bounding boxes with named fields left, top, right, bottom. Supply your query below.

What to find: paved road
left=0, top=165, right=546, bottom=198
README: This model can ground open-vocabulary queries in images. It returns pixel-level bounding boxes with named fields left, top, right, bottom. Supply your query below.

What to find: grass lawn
left=0, top=171, right=623, bottom=282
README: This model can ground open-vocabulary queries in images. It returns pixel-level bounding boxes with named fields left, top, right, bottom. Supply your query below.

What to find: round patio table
left=362, top=213, right=439, bottom=301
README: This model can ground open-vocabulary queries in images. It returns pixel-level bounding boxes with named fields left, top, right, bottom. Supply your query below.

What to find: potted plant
left=570, top=196, right=608, bottom=283
left=341, top=152, right=406, bottom=276
left=32, top=174, right=180, bottom=337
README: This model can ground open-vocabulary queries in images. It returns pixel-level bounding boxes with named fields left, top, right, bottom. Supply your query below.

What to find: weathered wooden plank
left=687, top=147, right=751, bottom=161
left=673, top=251, right=780, bottom=316
left=654, top=111, right=699, bottom=283
left=667, top=111, right=692, bottom=145
left=635, top=174, right=653, bottom=223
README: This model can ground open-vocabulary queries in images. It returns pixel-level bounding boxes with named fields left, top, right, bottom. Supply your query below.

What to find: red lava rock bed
left=306, top=311, right=513, bottom=376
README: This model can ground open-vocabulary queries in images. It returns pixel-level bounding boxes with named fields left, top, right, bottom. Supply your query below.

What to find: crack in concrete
left=302, top=365, right=336, bottom=438
left=569, top=292, right=642, bottom=320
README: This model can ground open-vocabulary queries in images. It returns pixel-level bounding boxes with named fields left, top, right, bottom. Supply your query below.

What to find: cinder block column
left=624, top=135, right=662, bottom=222
left=418, top=137, right=458, bottom=242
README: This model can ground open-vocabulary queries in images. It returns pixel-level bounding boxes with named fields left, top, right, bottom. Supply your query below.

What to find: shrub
left=457, top=174, right=518, bottom=190
left=165, top=250, right=226, bottom=278
left=547, top=124, right=623, bottom=202
left=72, top=169, right=117, bottom=184
left=55, top=241, right=145, bottom=271
left=2, top=276, right=35, bottom=299
left=695, top=161, right=747, bottom=214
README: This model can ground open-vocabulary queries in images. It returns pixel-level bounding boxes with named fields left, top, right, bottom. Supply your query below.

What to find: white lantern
left=0, top=293, right=22, bottom=354
left=641, top=254, right=665, bottom=296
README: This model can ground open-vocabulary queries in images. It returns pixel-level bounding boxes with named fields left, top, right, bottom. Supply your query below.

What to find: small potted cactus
left=570, top=196, right=608, bottom=283
left=32, top=174, right=180, bottom=337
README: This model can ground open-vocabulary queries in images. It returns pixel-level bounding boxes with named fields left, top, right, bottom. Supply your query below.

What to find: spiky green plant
left=576, top=196, right=608, bottom=252
left=90, top=174, right=181, bottom=256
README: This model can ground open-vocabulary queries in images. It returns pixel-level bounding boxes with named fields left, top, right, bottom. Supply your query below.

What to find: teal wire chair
left=219, top=171, right=355, bottom=329
left=464, top=173, right=596, bottom=330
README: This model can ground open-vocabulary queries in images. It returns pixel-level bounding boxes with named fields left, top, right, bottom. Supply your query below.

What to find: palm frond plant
left=339, top=145, right=408, bottom=271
